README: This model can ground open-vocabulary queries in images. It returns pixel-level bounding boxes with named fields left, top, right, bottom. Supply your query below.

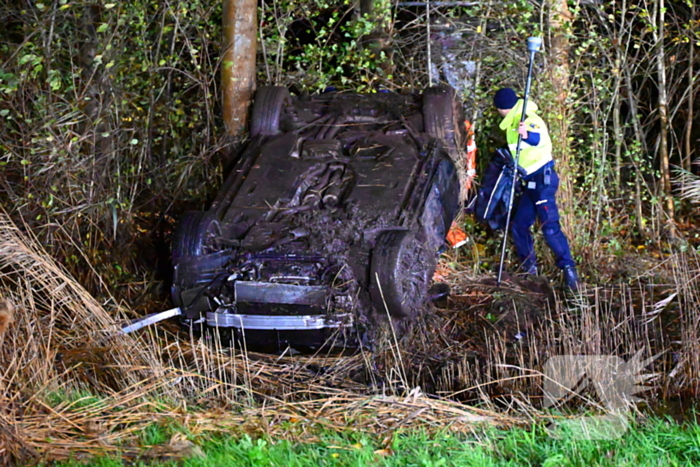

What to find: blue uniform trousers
left=510, top=162, right=575, bottom=273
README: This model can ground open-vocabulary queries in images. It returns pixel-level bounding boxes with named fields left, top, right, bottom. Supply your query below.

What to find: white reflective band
left=536, top=199, right=549, bottom=205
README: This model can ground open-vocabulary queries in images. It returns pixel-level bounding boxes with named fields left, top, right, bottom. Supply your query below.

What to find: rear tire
left=422, top=86, right=466, bottom=159
left=369, top=230, right=435, bottom=319
left=250, top=86, right=295, bottom=137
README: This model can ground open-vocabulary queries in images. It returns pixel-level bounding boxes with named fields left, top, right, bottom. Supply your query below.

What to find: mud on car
left=171, top=85, right=465, bottom=349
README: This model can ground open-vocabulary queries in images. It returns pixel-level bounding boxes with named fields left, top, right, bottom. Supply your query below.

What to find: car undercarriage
left=168, top=86, right=465, bottom=349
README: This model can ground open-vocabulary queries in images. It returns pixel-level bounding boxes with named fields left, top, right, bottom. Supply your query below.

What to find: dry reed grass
left=0, top=213, right=167, bottom=393
left=1, top=208, right=699, bottom=464
left=0, top=213, right=516, bottom=465
left=0, top=212, right=172, bottom=464
left=403, top=250, right=700, bottom=405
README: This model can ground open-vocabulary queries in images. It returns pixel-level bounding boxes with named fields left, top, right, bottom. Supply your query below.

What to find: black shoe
left=563, top=266, right=580, bottom=291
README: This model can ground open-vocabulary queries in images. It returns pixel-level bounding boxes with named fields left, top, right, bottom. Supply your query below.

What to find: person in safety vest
left=493, top=87, right=580, bottom=291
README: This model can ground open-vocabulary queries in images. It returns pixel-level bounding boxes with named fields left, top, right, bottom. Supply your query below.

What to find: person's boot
left=563, top=265, right=580, bottom=291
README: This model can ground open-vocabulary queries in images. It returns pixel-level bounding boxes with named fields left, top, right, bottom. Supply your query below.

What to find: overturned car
left=170, top=85, right=465, bottom=348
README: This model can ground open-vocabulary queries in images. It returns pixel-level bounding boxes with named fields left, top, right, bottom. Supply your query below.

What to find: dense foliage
left=1, top=1, right=226, bottom=300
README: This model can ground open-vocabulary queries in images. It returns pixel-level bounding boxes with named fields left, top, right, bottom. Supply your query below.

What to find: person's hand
left=518, top=121, right=529, bottom=138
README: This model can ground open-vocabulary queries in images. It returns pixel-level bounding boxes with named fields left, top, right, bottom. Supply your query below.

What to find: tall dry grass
left=0, top=214, right=515, bottom=465
left=397, top=246, right=700, bottom=406
left=0, top=212, right=171, bottom=463
left=0, top=213, right=166, bottom=393
left=1, top=2, right=699, bottom=463
left=1, top=201, right=700, bottom=465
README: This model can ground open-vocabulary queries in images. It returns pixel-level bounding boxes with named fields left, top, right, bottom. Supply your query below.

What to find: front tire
left=369, top=230, right=435, bottom=319
left=171, top=211, right=221, bottom=264
left=171, top=211, right=221, bottom=308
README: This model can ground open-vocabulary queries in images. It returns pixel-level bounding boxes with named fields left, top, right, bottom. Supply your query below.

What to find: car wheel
left=422, top=86, right=466, bottom=158
left=171, top=211, right=221, bottom=310
left=250, top=86, right=295, bottom=137
left=369, top=230, right=436, bottom=319
left=171, top=211, right=221, bottom=265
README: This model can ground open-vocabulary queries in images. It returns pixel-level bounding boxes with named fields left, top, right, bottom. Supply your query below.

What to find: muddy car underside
left=171, top=86, right=463, bottom=348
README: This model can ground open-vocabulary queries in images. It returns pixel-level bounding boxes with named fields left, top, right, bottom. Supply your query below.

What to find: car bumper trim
left=206, top=311, right=351, bottom=330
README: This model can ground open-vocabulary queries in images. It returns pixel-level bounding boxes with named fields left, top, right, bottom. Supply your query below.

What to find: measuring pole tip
left=527, top=36, right=543, bottom=53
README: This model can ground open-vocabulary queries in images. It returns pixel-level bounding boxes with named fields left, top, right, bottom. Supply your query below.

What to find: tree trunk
left=624, top=66, right=651, bottom=239
left=547, top=0, right=573, bottom=231
left=612, top=0, right=628, bottom=196
left=222, top=0, right=257, bottom=137
left=652, top=0, right=675, bottom=228
left=79, top=3, right=114, bottom=189
left=684, top=0, right=695, bottom=171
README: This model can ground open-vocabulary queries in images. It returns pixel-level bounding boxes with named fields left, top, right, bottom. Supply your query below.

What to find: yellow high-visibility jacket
left=499, top=99, right=552, bottom=175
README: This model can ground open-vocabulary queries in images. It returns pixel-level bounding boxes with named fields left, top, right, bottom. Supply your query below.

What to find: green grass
left=47, top=416, right=700, bottom=467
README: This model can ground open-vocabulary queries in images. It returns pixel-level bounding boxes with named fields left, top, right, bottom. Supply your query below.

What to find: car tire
left=422, top=86, right=466, bottom=158
left=171, top=211, right=221, bottom=312
left=369, top=230, right=435, bottom=319
left=171, top=211, right=221, bottom=265
left=250, top=86, right=294, bottom=137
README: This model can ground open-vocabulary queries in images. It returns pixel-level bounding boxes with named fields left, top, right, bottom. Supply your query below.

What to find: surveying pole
left=497, top=36, right=543, bottom=285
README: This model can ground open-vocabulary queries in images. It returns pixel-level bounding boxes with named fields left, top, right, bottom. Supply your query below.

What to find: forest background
left=0, top=0, right=700, bottom=464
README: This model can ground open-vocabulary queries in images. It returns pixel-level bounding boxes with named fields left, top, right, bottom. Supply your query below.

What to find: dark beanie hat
left=493, top=88, right=518, bottom=109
